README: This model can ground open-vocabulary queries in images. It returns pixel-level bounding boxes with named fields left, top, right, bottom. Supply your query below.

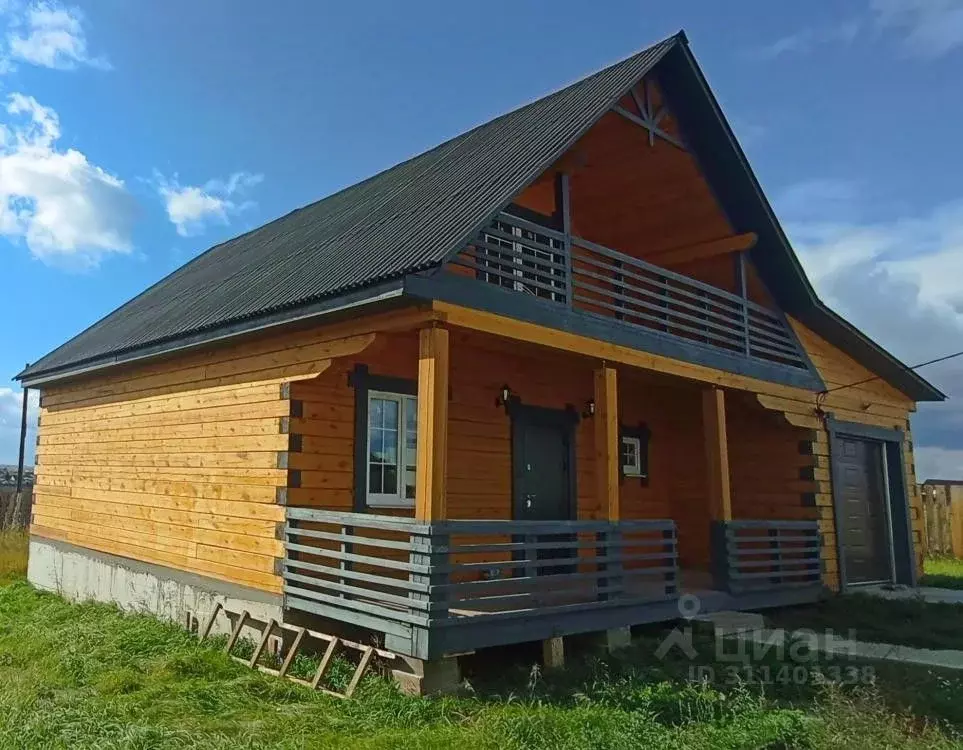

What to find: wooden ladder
left=193, top=602, right=398, bottom=699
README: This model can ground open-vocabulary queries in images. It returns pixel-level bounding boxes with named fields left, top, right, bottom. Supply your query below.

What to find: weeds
left=0, top=550, right=961, bottom=747
left=923, top=557, right=963, bottom=590
left=0, top=530, right=27, bottom=584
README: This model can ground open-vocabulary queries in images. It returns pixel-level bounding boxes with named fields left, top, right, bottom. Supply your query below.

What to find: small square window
left=621, top=436, right=643, bottom=477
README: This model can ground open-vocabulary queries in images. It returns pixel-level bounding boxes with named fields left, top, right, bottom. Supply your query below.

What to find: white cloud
left=0, top=386, right=38, bottom=466
left=0, top=92, right=136, bottom=269
left=777, top=181, right=963, bottom=479
left=751, top=21, right=862, bottom=59
left=753, top=1, right=963, bottom=61
left=871, top=0, right=963, bottom=57
left=5, top=1, right=108, bottom=71
left=916, top=446, right=963, bottom=482
left=155, top=170, right=263, bottom=237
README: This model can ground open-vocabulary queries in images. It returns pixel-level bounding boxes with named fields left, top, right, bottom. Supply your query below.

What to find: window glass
left=367, top=391, right=417, bottom=506
left=621, top=436, right=642, bottom=477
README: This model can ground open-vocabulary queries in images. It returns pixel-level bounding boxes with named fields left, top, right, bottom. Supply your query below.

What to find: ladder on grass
left=193, top=602, right=399, bottom=699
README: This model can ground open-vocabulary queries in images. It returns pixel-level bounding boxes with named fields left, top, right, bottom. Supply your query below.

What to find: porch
left=279, top=319, right=827, bottom=661
left=281, top=511, right=822, bottom=659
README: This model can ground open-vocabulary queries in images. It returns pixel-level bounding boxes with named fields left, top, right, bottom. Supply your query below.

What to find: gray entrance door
left=510, top=405, right=576, bottom=575
left=513, top=419, right=573, bottom=521
left=837, top=437, right=892, bottom=584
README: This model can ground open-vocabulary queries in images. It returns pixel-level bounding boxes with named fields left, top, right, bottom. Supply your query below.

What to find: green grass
left=0, top=546, right=962, bottom=748
left=0, top=530, right=27, bottom=584
left=923, top=558, right=963, bottom=590
left=768, top=592, right=963, bottom=652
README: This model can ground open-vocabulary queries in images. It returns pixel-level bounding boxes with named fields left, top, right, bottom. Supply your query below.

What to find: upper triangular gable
left=435, top=37, right=942, bottom=402
left=444, top=73, right=779, bottom=310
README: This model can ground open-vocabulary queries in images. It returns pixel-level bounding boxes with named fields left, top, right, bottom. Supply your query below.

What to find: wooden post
left=594, top=364, right=619, bottom=520
left=702, top=387, right=732, bottom=521
left=950, top=486, right=963, bottom=559
left=415, top=326, right=449, bottom=521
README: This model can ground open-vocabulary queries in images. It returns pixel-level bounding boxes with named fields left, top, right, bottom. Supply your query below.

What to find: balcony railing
left=283, top=510, right=823, bottom=657
left=282, top=509, right=678, bottom=630
left=454, top=212, right=808, bottom=370
left=711, top=519, right=823, bottom=594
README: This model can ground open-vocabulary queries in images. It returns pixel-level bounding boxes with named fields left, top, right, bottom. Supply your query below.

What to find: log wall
left=31, top=325, right=376, bottom=593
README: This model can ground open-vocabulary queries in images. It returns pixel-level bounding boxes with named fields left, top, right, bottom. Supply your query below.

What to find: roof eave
left=16, top=279, right=408, bottom=388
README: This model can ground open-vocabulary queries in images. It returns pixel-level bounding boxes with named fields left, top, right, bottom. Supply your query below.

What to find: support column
left=594, top=363, right=620, bottom=520
left=703, top=387, right=732, bottom=592
left=415, top=326, right=449, bottom=522
left=702, top=387, right=731, bottom=522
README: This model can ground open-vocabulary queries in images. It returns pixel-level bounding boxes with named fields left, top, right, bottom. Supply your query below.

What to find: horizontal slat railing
left=435, top=519, right=678, bottom=616
left=283, top=508, right=435, bottom=635
left=711, top=520, right=822, bottom=595
left=283, top=509, right=679, bottom=630
left=453, top=211, right=808, bottom=370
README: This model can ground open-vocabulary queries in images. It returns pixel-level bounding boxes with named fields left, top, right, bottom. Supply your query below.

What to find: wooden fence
left=920, top=483, right=963, bottom=558
left=0, top=487, right=32, bottom=531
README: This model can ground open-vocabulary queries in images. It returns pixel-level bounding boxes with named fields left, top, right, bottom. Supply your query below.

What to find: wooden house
left=17, top=33, right=943, bottom=693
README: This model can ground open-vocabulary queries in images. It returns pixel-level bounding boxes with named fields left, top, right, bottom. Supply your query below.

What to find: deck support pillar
left=702, top=387, right=732, bottom=522
left=703, top=387, right=732, bottom=591
left=594, top=364, right=620, bottom=521
left=392, top=655, right=462, bottom=696
left=590, top=626, right=632, bottom=653
left=415, top=325, right=449, bottom=522
left=542, top=636, right=565, bottom=669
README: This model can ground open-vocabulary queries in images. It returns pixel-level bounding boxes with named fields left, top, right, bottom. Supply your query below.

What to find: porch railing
left=282, top=509, right=678, bottom=633
left=454, top=211, right=808, bottom=370
left=711, top=519, right=822, bottom=595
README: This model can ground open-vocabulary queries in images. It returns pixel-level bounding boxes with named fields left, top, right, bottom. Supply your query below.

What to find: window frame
left=621, top=435, right=643, bottom=477
left=365, top=389, right=418, bottom=508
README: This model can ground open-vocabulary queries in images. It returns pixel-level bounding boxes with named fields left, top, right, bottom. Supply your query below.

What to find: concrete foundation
left=27, top=537, right=283, bottom=641
left=542, top=636, right=565, bottom=669
left=391, top=655, right=463, bottom=696
left=592, top=626, right=633, bottom=652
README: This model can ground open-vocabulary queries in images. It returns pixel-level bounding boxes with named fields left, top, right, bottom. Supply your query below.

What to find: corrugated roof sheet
left=20, top=36, right=677, bottom=381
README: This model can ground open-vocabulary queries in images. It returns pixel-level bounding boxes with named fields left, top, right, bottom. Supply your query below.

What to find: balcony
left=440, top=210, right=814, bottom=386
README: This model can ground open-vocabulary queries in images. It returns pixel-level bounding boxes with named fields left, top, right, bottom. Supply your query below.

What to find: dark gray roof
left=19, top=36, right=676, bottom=383
left=17, top=32, right=944, bottom=403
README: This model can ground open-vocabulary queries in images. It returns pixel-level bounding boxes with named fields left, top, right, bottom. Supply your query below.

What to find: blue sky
left=1, top=0, right=962, bottom=478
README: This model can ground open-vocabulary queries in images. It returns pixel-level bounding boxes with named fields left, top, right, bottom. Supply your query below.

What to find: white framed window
left=621, top=436, right=643, bottom=477
left=366, top=390, right=418, bottom=507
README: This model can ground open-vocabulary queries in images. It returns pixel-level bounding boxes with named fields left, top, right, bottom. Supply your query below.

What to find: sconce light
left=582, top=399, right=596, bottom=419
left=495, top=384, right=513, bottom=408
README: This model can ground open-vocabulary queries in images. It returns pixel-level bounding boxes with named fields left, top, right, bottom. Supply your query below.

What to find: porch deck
left=281, top=509, right=824, bottom=659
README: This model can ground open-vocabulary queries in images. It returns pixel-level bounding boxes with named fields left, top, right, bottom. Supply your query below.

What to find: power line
left=819, top=349, right=963, bottom=397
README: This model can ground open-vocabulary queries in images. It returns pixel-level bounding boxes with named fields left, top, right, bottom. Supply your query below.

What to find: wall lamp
left=495, top=384, right=513, bottom=408
left=582, top=399, right=596, bottom=418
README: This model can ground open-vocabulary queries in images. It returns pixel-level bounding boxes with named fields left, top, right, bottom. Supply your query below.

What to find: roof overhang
left=656, top=38, right=945, bottom=403
left=17, top=279, right=408, bottom=388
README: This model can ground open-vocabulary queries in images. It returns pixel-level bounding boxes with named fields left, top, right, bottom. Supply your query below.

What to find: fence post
left=769, top=527, right=783, bottom=586
left=410, top=527, right=449, bottom=621
left=663, top=525, right=678, bottom=597
left=603, top=526, right=624, bottom=601
left=710, top=521, right=731, bottom=593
